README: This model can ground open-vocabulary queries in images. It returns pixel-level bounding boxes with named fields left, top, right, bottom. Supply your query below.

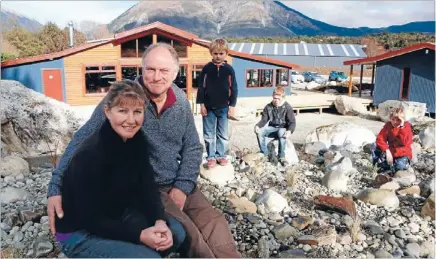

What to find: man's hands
left=169, top=188, right=187, bottom=210
left=200, top=104, right=207, bottom=117
left=47, top=195, right=64, bottom=235
left=386, top=149, right=394, bottom=165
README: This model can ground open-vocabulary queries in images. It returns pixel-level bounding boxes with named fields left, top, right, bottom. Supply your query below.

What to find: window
left=138, top=35, right=153, bottom=58
left=276, top=69, right=289, bottom=86
left=84, top=65, right=116, bottom=94
left=192, top=64, right=204, bottom=88
left=246, top=69, right=274, bottom=88
left=121, top=66, right=140, bottom=81
left=157, top=35, right=188, bottom=58
left=121, top=39, right=137, bottom=58
left=400, top=67, right=411, bottom=100
left=174, top=65, right=187, bottom=90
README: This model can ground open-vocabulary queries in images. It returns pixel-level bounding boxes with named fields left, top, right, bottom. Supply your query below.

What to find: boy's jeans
left=256, top=126, right=287, bottom=158
left=203, top=107, right=229, bottom=160
left=58, top=216, right=185, bottom=258
left=371, top=143, right=410, bottom=173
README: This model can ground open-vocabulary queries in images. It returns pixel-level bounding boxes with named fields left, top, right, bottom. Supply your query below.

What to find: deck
left=189, top=90, right=373, bottom=115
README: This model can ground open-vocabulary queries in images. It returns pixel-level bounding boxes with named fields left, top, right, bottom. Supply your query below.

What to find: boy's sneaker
left=279, top=157, right=289, bottom=167
left=207, top=159, right=216, bottom=168
left=217, top=158, right=228, bottom=166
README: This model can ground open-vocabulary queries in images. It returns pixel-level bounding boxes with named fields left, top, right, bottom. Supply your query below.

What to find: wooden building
left=344, top=42, right=435, bottom=113
left=1, top=22, right=299, bottom=106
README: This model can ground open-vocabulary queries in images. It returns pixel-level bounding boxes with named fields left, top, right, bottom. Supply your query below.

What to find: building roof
left=1, top=21, right=298, bottom=69
left=229, top=42, right=367, bottom=58
left=344, top=42, right=435, bottom=66
left=193, top=40, right=299, bottom=69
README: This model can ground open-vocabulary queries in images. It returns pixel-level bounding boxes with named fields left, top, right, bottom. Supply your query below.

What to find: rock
left=257, top=238, right=270, bottom=258
left=337, top=233, right=352, bottom=245
left=405, top=243, right=420, bottom=258
left=265, top=136, right=299, bottom=165
left=377, top=100, right=426, bottom=123
left=312, top=225, right=337, bottom=245
left=394, top=229, right=406, bottom=239
left=271, top=224, right=298, bottom=240
left=255, top=189, right=288, bottom=213
left=356, top=188, right=399, bottom=208
left=334, top=95, right=368, bottom=116
left=419, top=241, right=435, bottom=258
left=419, top=123, right=435, bottom=150
left=297, top=235, right=318, bottom=245
left=421, top=193, right=435, bottom=219
left=393, top=170, right=416, bottom=186
left=228, top=197, right=257, bottom=214
left=322, top=157, right=354, bottom=191
left=1, top=80, right=83, bottom=157
left=374, top=249, right=393, bottom=258
left=18, top=208, right=44, bottom=223
left=304, top=122, right=376, bottom=153
left=397, top=186, right=420, bottom=196
left=279, top=249, right=306, bottom=258
left=0, top=187, right=32, bottom=204
left=314, top=195, right=357, bottom=219
left=200, top=163, right=235, bottom=186
left=419, top=176, right=435, bottom=198
left=380, top=181, right=401, bottom=191
left=400, top=207, right=414, bottom=218
left=364, top=220, right=384, bottom=235
left=0, top=156, right=29, bottom=177
left=411, top=142, right=421, bottom=164
left=291, top=215, right=314, bottom=230
left=33, top=238, right=53, bottom=257
left=304, top=141, right=327, bottom=155
left=241, top=153, right=263, bottom=167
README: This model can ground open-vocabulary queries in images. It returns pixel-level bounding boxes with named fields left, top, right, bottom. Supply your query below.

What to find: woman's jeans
left=58, top=217, right=185, bottom=258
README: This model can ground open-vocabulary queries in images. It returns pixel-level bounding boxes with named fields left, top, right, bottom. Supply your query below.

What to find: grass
left=349, top=217, right=362, bottom=243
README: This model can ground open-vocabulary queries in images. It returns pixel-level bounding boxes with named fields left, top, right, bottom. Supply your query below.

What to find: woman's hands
left=140, top=220, right=173, bottom=251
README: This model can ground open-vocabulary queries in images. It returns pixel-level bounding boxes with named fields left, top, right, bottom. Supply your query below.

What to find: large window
left=121, top=66, right=143, bottom=80
left=246, top=69, right=274, bottom=88
left=276, top=69, right=289, bottom=86
left=400, top=67, right=411, bottom=100
left=85, top=65, right=116, bottom=94
left=121, top=35, right=153, bottom=58
left=157, top=35, right=187, bottom=58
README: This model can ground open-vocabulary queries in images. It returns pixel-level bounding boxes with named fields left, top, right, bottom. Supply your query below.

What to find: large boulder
left=265, top=136, right=299, bottom=166
left=334, top=96, right=368, bottom=116
left=377, top=100, right=427, bottom=123
left=255, top=189, right=288, bottom=213
left=0, top=156, right=29, bottom=177
left=199, top=163, right=235, bottom=186
left=1, top=80, right=83, bottom=157
left=356, top=188, right=400, bottom=209
left=304, top=122, right=376, bottom=153
left=419, top=124, right=435, bottom=150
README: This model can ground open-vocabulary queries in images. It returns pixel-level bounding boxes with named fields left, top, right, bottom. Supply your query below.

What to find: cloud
left=2, top=1, right=138, bottom=27
left=282, top=1, right=435, bottom=28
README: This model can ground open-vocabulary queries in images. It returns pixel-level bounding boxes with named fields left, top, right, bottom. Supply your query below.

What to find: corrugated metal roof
left=228, top=43, right=367, bottom=58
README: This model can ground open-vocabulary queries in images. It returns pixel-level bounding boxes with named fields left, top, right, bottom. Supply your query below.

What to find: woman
left=54, top=80, right=185, bottom=258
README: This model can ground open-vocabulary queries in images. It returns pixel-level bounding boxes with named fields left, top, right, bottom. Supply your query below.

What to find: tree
left=37, top=22, right=69, bottom=53
left=5, top=27, right=45, bottom=57
left=1, top=52, right=18, bottom=61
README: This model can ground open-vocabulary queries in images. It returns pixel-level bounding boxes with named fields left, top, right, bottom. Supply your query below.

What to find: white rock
left=255, top=189, right=288, bottom=213
left=1, top=80, right=83, bottom=157
left=304, top=122, right=376, bottom=153
left=411, top=142, right=422, bottom=164
left=419, top=124, right=435, bottom=150
left=266, top=136, right=299, bottom=165
left=0, top=156, right=29, bottom=177
left=0, top=187, right=32, bottom=203
left=334, top=95, right=368, bottom=116
left=199, top=163, right=235, bottom=186
left=322, top=157, right=354, bottom=191
left=377, top=100, right=427, bottom=123
left=356, top=188, right=400, bottom=209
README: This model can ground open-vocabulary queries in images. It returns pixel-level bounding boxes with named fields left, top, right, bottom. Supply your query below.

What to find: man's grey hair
left=141, top=43, right=180, bottom=73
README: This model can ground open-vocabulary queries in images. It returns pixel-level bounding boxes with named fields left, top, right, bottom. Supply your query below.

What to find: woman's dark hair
left=104, top=79, right=147, bottom=109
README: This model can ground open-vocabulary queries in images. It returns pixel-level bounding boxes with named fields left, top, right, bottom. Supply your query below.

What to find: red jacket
left=376, top=122, right=413, bottom=159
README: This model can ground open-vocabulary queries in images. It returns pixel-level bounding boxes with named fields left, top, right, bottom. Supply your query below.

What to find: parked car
left=303, top=72, right=326, bottom=84
left=290, top=70, right=304, bottom=83
left=329, top=71, right=348, bottom=82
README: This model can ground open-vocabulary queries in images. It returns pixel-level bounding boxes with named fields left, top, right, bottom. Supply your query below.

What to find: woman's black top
left=55, top=119, right=166, bottom=243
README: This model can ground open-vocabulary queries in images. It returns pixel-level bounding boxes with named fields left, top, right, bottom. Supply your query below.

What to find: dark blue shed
left=344, top=42, right=435, bottom=113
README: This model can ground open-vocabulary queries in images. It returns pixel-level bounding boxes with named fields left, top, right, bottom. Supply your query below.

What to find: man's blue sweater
left=48, top=80, right=203, bottom=197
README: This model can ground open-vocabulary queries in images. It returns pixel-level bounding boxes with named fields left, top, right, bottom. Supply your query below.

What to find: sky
left=2, top=0, right=435, bottom=28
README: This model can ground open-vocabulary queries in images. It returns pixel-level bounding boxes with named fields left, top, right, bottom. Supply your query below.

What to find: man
left=47, top=43, right=241, bottom=258
left=254, top=86, right=296, bottom=167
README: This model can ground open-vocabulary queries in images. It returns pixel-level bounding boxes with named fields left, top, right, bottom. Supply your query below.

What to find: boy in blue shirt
left=196, top=39, right=238, bottom=168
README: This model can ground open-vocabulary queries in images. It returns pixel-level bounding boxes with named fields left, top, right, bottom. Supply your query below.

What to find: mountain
left=107, top=0, right=435, bottom=38
left=1, top=8, right=43, bottom=33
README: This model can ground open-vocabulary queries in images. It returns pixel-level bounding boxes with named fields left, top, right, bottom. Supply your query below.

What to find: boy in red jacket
left=372, top=108, right=413, bottom=174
